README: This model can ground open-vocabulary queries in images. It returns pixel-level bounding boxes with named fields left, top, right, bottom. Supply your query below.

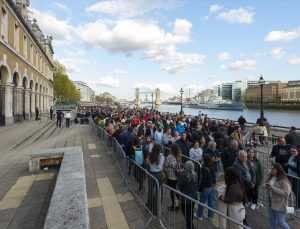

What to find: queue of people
left=89, top=106, right=299, bottom=229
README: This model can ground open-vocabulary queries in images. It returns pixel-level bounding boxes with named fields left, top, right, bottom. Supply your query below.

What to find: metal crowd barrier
left=90, top=119, right=300, bottom=227
left=160, top=184, right=251, bottom=229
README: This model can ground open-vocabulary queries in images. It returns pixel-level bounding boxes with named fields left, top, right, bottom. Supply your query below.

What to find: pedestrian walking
left=56, top=110, right=64, bottom=128
left=50, top=106, right=53, bottom=120
left=35, top=107, right=39, bottom=121
left=65, top=111, right=71, bottom=128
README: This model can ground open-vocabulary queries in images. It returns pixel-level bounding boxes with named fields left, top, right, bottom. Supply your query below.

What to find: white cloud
left=270, top=47, right=285, bottom=59
left=264, top=29, right=300, bottom=42
left=220, top=64, right=227, bottom=69
left=287, top=57, right=300, bottom=65
left=209, top=4, right=223, bottom=14
left=58, top=57, right=80, bottom=74
left=134, top=83, right=176, bottom=94
left=96, top=76, right=120, bottom=88
left=217, top=52, right=231, bottom=61
left=218, top=8, right=254, bottom=24
left=53, top=2, right=70, bottom=13
left=114, top=69, right=127, bottom=74
left=29, top=8, right=72, bottom=45
left=184, top=84, right=204, bottom=94
left=254, top=52, right=267, bottom=57
left=213, top=80, right=224, bottom=86
left=86, top=0, right=180, bottom=18
left=228, top=59, right=256, bottom=71
left=76, top=18, right=205, bottom=73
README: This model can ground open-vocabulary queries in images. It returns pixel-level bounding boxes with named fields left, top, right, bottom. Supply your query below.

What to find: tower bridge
left=134, top=88, right=161, bottom=107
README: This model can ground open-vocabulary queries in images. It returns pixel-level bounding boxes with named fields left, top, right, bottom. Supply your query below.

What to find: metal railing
left=90, top=120, right=261, bottom=228
left=160, top=184, right=251, bottom=229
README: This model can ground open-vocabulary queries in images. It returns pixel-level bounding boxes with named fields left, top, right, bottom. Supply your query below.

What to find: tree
left=53, top=61, right=80, bottom=104
left=95, top=92, right=114, bottom=105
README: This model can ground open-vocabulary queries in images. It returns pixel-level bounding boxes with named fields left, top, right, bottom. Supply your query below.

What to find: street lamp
left=257, top=75, right=267, bottom=124
left=151, top=93, right=154, bottom=110
left=180, top=88, right=184, bottom=114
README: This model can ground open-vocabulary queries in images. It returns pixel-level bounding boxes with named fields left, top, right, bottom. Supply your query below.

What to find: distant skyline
left=30, top=0, right=300, bottom=99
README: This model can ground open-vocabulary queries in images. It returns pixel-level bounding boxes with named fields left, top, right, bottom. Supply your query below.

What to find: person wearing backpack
left=195, top=154, right=216, bottom=221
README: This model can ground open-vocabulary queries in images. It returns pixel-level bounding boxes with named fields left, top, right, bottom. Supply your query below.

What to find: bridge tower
left=155, top=88, right=161, bottom=106
left=134, top=88, right=141, bottom=107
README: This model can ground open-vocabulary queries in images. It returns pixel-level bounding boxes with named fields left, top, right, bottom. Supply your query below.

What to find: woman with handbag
left=265, top=163, right=291, bottom=229
left=219, top=167, right=246, bottom=229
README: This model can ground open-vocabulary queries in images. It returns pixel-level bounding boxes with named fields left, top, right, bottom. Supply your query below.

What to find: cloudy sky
left=30, top=0, right=300, bottom=99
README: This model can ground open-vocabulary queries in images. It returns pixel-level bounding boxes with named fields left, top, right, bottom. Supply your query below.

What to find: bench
left=29, top=147, right=90, bottom=229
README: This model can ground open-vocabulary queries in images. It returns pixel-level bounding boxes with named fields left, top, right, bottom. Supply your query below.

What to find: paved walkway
left=0, top=120, right=298, bottom=229
left=0, top=120, right=148, bottom=229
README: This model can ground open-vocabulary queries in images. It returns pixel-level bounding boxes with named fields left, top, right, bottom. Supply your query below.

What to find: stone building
left=281, top=80, right=300, bottom=104
left=72, top=81, right=95, bottom=103
left=244, top=82, right=287, bottom=103
left=0, top=0, right=54, bottom=126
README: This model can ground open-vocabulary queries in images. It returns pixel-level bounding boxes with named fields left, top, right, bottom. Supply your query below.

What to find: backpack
left=135, top=148, right=143, bottom=165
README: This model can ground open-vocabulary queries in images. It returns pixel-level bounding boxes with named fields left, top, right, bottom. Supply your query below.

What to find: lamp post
left=180, top=88, right=184, bottom=114
left=257, top=75, right=267, bottom=124
left=151, top=93, right=154, bottom=110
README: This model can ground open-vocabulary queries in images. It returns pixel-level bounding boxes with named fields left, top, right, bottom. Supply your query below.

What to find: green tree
left=53, top=61, right=80, bottom=104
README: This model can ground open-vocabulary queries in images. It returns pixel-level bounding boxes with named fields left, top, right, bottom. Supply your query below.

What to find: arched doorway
left=0, top=66, right=10, bottom=126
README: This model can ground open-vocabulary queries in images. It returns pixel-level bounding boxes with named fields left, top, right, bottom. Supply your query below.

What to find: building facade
left=245, top=82, right=287, bottom=103
left=281, top=80, right=300, bottom=104
left=0, top=0, right=54, bottom=126
left=72, top=81, right=95, bottom=103
left=220, top=83, right=232, bottom=100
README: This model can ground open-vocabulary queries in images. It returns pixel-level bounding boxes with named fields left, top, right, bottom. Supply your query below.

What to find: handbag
left=285, top=192, right=295, bottom=214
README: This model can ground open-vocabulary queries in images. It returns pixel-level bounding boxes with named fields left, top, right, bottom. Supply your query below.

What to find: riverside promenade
left=0, top=119, right=147, bottom=229
left=0, top=118, right=299, bottom=229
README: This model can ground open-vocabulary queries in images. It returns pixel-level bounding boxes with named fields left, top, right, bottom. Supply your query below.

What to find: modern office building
left=72, top=81, right=95, bottom=103
left=220, top=83, right=232, bottom=100
left=232, top=80, right=248, bottom=101
left=0, top=0, right=54, bottom=126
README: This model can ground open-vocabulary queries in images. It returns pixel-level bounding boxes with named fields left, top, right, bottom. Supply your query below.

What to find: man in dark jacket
left=176, top=132, right=190, bottom=158
left=56, top=110, right=64, bottom=128
left=234, top=150, right=256, bottom=208
left=269, top=137, right=292, bottom=173
left=221, top=140, right=239, bottom=170
left=285, top=126, right=300, bottom=147
left=238, top=115, right=247, bottom=132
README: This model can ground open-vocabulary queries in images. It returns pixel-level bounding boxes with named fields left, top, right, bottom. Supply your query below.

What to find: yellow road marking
left=0, top=173, right=55, bottom=210
left=88, top=144, right=96, bottom=150
left=97, top=178, right=129, bottom=229
left=88, top=198, right=102, bottom=208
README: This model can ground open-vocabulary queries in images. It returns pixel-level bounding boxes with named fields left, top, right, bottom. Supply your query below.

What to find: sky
left=29, top=0, right=300, bottom=100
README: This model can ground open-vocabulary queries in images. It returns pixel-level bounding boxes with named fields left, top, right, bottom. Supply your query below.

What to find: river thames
left=155, top=104, right=300, bottom=128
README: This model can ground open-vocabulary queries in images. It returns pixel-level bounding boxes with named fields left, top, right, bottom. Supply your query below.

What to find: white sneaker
left=250, top=203, right=257, bottom=210
left=193, top=212, right=203, bottom=221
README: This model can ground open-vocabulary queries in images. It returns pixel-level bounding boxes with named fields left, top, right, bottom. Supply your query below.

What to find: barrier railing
left=90, top=120, right=300, bottom=227
left=160, top=184, right=251, bottom=229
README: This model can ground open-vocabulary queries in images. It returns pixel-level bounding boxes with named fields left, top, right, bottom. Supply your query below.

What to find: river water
left=155, top=104, right=300, bottom=128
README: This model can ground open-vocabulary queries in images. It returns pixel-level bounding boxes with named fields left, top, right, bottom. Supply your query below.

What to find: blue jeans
left=197, top=187, right=215, bottom=218
left=268, top=208, right=290, bottom=229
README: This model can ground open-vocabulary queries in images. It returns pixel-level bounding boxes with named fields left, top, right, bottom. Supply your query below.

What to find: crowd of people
left=88, top=106, right=299, bottom=229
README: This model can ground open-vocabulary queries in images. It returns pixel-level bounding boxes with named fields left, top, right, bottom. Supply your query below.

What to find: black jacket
left=176, top=139, right=190, bottom=157
left=285, top=132, right=300, bottom=147
left=221, top=146, right=239, bottom=170
left=178, top=174, right=198, bottom=205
